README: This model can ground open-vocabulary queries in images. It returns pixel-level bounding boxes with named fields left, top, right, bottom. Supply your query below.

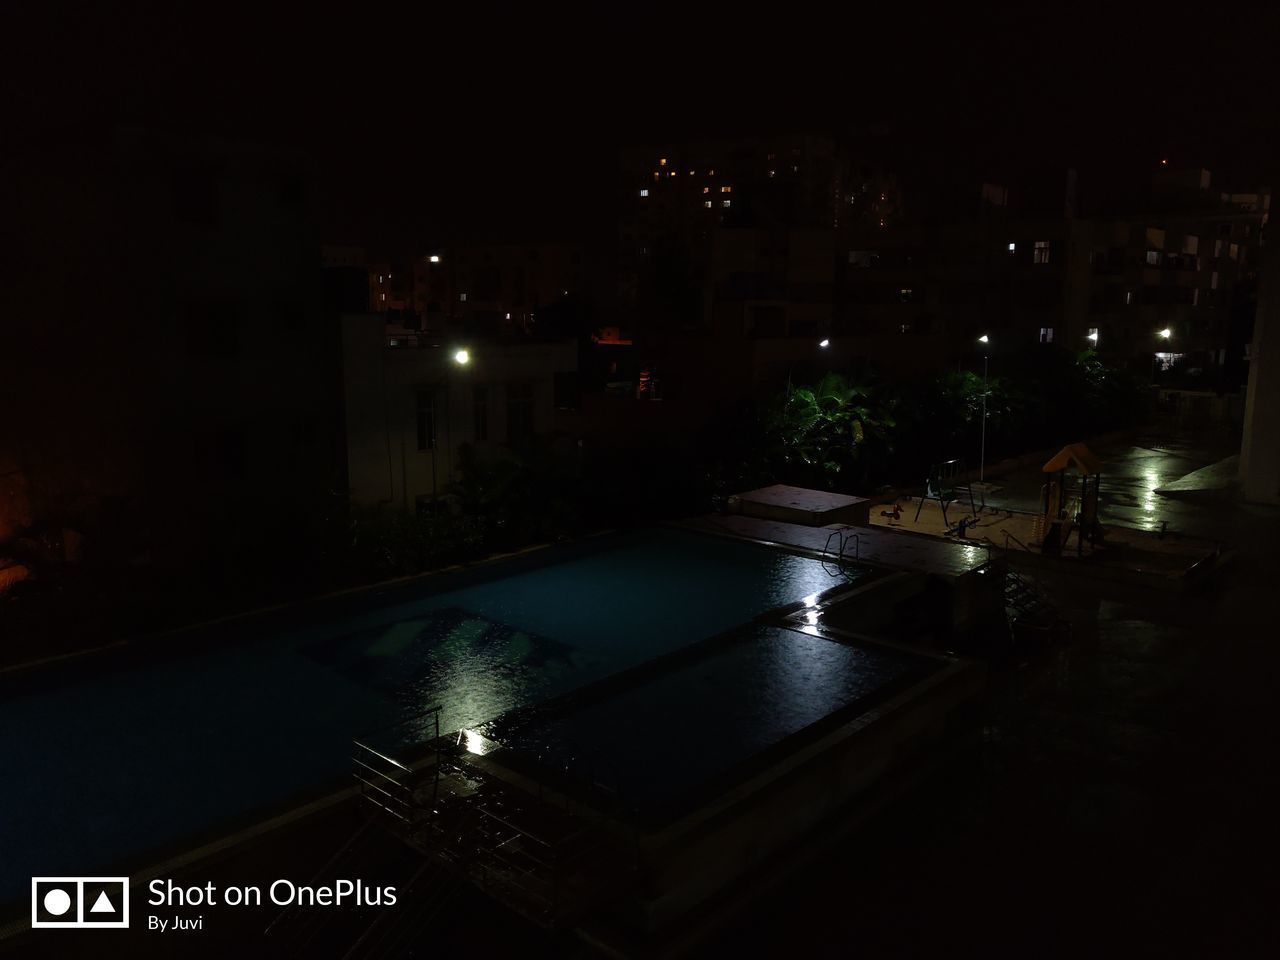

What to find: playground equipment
left=914, top=458, right=979, bottom=527
left=1039, top=442, right=1104, bottom=556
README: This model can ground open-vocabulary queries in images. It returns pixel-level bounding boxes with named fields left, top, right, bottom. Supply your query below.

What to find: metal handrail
left=1002, top=529, right=1032, bottom=553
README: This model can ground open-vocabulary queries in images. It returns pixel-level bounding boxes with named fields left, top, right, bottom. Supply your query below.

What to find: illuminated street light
left=978, top=334, right=989, bottom=344
left=818, top=339, right=830, bottom=348
left=429, top=255, right=441, bottom=263
left=453, top=348, right=470, bottom=365
left=1087, top=331, right=1099, bottom=343
left=1151, top=329, right=1173, bottom=383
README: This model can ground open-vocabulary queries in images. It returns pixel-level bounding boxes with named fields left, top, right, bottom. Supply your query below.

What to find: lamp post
left=977, top=334, right=990, bottom=483
left=787, top=338, right=831, bottom=398
left=431, top=345, right=472, bottom=505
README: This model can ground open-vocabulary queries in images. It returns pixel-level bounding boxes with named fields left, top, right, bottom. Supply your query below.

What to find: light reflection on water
left=307, top=529, right=846, bottom=748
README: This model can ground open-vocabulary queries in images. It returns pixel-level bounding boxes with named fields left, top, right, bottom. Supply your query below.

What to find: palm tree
left=768, top=373, right=894, bottom=490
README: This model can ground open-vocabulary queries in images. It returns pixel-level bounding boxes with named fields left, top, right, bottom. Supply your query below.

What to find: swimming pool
left=0, top=528, right=853, bottom=902
left=484, top=623, right=937, bottom=825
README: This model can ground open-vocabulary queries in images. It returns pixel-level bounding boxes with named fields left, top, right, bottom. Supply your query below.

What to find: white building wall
left=342, top=315, right=578, bottom=508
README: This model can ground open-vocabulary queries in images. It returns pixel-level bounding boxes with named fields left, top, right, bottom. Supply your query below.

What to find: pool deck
left=870, top=496, right=1227, bottom=588
left=679, top=513, right=992, bottom=581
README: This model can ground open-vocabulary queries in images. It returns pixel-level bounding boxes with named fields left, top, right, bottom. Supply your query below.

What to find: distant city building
left=409, top=242, right=586, bottom=337
left=615, top=133, right=899, bottom=414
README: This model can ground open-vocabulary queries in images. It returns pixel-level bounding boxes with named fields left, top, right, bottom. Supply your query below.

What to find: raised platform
left=684, top=513, right=990, bottom=581
left=732, top=484, right=871, bottom=527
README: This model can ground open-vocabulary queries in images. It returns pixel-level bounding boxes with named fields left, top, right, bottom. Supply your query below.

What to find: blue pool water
left=0, top=528, right=843, bottom=901
left=488, top=625, right=934, bottom=823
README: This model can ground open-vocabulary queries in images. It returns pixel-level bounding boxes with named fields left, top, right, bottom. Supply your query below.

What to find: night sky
left=8, top=5, right=1278, bottom=252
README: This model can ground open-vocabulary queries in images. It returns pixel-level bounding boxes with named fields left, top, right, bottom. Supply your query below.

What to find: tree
left=764, top=373, right=896, bottom=491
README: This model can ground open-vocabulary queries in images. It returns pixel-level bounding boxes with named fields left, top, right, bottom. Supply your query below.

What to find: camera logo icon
left=31, top=877, right=129, bottom=929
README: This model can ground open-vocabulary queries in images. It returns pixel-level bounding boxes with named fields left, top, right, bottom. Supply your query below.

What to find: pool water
left=487, top=625, right=935, bottom=824
left=0, top=528, right=847, bottom=901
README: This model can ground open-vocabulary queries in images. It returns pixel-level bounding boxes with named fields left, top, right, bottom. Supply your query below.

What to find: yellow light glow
left=453, top=349, right=470, bottom=365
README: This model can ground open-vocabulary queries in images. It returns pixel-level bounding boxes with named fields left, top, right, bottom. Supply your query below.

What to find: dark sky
left=8, top=4, right=1279, bottom=252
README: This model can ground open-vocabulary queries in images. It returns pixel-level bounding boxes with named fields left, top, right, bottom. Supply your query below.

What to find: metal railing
left=822, top=527, right=861, bottom=576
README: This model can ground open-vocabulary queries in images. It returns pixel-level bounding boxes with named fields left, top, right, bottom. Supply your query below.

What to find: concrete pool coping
left=674, top=514, right=994, bottom=581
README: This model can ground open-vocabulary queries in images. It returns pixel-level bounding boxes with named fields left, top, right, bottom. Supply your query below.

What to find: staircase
left=1003, top=568, right=1069, bottom=641
left=351, top=726, right=628, bottom=930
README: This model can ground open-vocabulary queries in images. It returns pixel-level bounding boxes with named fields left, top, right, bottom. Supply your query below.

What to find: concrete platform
left=732, top=484, right=871, bottom=527
left=685, top=513, right=990, bottom=581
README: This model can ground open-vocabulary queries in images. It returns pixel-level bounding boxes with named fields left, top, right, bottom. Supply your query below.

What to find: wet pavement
left=708, top=430, right=1280, bottom=957
left=978, top=433, right=1244, bottom=537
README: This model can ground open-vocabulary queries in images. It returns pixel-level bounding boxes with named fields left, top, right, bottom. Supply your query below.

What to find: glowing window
left=703, top=186, right=710, bottom=194
left=639, top=189, right=649, bottom=197
left=1033, top=240, right=1050, bottom=264
left=721, top=186, right=732, bottom=193
left=460, top=293, right=467, bottom=302
left=704, top=200, right=712, bottom=208
left=429, top=255, right=440, bottom=263
left=722, top=199, right=731, bottom=208
left=1145, top=250, right=1161, bottom=266
left=1007, top=242, right=1016, bottom=253
left=1039, top=327, right=1054, bottom=343
left=659, top=158, right=667, bottom=166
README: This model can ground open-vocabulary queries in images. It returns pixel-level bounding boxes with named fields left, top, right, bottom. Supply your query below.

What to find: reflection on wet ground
left=711, top=429, right=1280, bottom=956
left=982, top=435, right=1241, bottom=536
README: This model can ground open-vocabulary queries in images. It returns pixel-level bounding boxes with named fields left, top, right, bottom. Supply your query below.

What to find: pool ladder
left=822, top=527, right=860, bottom=577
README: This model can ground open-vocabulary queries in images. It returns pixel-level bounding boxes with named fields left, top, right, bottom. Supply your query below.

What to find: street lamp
left=1086, top=331, right=1099, bottom=344
left=977, top=335, right=990, bottom=483
left=787, top=339, right=831, bottom=397
left=453, top=348, right=470, bottom=365
left=1151, top=328, right=1172, bottom=383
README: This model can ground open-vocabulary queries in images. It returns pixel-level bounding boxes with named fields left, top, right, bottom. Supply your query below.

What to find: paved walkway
left=872, top=496, right=1219, bottom=573
left=681, top=513, right=991, bottom=580
left=976, top=435, right=1243, bottom=538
